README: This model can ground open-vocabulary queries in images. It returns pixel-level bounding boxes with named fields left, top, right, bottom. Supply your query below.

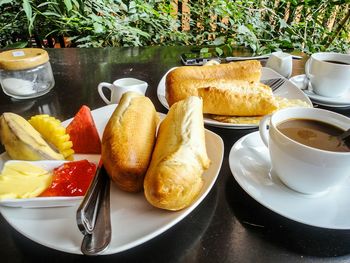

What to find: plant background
left=0, top=0, right=349, bottom=54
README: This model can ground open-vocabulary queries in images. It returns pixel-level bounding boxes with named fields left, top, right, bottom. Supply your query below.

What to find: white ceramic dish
left=229, top=131, right=350, bottom=230
left=0, top=104, right=224, bottom=254
left=157, top=67, right=312, bottom=129
left=0, top=160, right=86, bottom=208
left=290, top=74, right=350, bottom=106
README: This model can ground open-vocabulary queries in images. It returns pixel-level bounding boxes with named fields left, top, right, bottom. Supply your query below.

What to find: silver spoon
left=337, top=128, right=350, bottom=142
left=77, top=164, right=111, bottom=255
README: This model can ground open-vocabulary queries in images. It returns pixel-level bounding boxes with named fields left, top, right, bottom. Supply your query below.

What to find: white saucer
left=290, top=74, right=350, bottom=106
left=229, top=131, right=350, bottom=230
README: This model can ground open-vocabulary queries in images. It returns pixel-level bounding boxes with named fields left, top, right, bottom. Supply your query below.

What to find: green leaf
left=0, top=0, right=12, bottom=6
left=64, top=0, right=73, bottom=12
left=215, top=47, right=224, bottom=56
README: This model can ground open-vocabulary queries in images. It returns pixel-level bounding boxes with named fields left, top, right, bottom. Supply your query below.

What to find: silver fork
left=262, top=78, right=286, bottom=92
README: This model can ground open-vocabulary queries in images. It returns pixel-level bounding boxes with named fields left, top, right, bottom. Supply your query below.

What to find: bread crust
left=101, top=92, right=159, bottom=192
left=197, top=80, right=278, bottom=116
left=165, top=60, right=262, bottom=107
left=144, top=96, right=210, bottom=211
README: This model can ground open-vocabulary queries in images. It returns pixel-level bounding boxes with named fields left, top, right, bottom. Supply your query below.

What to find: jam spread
left=40, top=160, right=96, bottom=197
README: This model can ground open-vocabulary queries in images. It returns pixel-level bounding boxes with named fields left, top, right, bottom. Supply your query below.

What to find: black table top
left=1, top=47, right=350, bottom=263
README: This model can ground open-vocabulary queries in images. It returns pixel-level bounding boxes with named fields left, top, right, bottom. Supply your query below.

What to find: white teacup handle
left=304, top=58, right=311, bottom=78
left=98, top=82, right=113, bottom=104
left=259, top=114, right=271, bottom=147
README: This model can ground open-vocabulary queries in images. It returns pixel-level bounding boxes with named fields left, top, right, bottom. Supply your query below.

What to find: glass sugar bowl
left=0, top=48, right=55, bottom=99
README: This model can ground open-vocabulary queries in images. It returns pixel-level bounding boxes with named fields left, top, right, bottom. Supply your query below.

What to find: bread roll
left=165, top=60, right=262, bottom=106
left=197, top=80, right=278, bottom=116
left=144, top=96, right=210, bottom=211
left=101, top=91, right=159, bottom=192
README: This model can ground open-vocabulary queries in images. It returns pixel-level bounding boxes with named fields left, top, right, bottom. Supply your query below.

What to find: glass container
left=0, top=48, right=55, bottom=99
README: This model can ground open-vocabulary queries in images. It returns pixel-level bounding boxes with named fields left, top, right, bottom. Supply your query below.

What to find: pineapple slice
left=28, top=115, right=74, bottom=160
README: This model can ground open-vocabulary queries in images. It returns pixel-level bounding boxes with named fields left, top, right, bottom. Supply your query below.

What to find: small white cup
left=305, top=52, right=350, bottom=98
left=98, top=78, right=148, bottom=104
left=266, top=51, right=293, bottom=78
left=259, top=107, right=350, bottom=195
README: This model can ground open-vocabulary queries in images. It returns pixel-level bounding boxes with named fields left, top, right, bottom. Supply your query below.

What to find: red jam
left=40, top=160, right=96, bottom=197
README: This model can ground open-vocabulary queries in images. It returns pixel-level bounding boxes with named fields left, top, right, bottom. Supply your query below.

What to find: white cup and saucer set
left=289, top=52, right=350, bottom=108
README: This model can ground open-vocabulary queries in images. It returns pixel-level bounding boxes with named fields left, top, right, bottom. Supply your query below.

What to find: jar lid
left=0, top=48, right=49, bottom=70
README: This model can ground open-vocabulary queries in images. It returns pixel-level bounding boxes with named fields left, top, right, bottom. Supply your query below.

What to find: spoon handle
left=81, top=166, right=111, bottom=255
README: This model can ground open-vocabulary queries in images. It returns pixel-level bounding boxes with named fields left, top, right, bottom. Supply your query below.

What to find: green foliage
left=0, top=0, right=349, bottom=54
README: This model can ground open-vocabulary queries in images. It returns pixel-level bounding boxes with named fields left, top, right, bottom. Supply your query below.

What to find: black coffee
left=324, top=60, right=350, bottom=65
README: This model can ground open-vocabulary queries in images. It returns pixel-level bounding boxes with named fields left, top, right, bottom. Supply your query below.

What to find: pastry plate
left=229, top=131, right=350, bottom=230
left=290, top=74, right=350, bottom=106
left=0, top=104, right=224, bottom=254
left=157, top=67, right=312, bottom=129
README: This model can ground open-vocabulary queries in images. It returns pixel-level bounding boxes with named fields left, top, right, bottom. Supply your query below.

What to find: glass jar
left=0, top=48, right=55, bottom=99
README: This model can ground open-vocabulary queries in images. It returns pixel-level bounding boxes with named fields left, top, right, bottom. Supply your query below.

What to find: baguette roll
left=165, top=60, right=262, bottom=107
left=197, top=80, right=278, bottom=116
left=144, top=96, right=210, bottom=211
left=101, top=91, right=159, bottom=192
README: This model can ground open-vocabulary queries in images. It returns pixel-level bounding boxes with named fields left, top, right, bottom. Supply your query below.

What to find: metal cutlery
left=262, top=78, right=286, bottom=92
left=225, top=54, right=302, bottom=62
left=76, top=163, right=111, bottom=255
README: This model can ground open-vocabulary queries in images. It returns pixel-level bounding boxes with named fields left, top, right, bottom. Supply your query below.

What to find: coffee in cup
left=98, top=78, right=148, bottom=104
left=259, top=107, right=350, bottom=195
left=305, top=52, right=350, bottom=98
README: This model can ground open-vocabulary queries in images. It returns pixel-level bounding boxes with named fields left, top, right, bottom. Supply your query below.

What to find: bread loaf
left=144, top=96, right=210, bottom=211
left=197, top=80, right=278, bottom=116
left=165, top=60, right=262, bottom=107
left=101, top=91, right=159, bottom=192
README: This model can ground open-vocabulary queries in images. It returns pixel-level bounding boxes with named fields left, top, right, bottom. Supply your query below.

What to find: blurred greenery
left=0, top=0, right=349, bottom=54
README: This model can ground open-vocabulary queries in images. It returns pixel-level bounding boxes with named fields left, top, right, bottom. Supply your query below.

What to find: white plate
left=157, top=67, right=312, bottom=129
left=0, top=104, right=224, bottom=254
left=229, top=131, right=350, bottom=230
left=290, top=74, right=350, bottom=106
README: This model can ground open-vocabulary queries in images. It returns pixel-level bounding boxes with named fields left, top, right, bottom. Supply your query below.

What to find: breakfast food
left=144, top=96, right=210, bottom=211
left=40, top=160, right=97, bottom=197
left=29, top=114, right=74, bottom=160
left=0, top=160, right=96, bottom=200
left=101, top=91, right=159, bottom=192
left=66, top=105, right=101, bottom=154
left=0, top=112, right=64, bottom=160
left=211, top=97, right=311, bottom=124
left=197, top=80, right=278, bottom=116
left=165, top=60, right=262, bottom=107
left=0, top=162, right=52, bottom=200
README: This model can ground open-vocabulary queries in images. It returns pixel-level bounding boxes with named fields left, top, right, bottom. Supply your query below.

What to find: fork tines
left=261, top=78, right=286, bottom=92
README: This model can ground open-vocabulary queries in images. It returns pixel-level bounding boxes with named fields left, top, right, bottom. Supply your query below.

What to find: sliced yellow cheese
left=0, top=162, right=52, bottom=200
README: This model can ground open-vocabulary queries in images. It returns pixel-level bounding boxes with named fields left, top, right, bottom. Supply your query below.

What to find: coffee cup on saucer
left=259, top=107, right=350, bottom=195
left=305, top=52, right=350, bottom=98
left=266, top=51, right=293, bottom=78
left=98, top=78, right=148, bottom=104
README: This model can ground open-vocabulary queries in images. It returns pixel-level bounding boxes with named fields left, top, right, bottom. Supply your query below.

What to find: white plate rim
left=229, top=131, right=350, bottom=230
left=0, top=104, right=224, bottom=254
left=157, top=67, right=312, bottom=129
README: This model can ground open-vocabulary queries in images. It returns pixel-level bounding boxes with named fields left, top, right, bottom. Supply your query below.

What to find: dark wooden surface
left=1, top=47, right=350, bottom=263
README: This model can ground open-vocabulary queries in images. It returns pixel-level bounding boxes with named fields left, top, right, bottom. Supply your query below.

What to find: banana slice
left=0, top=113, right=64, bottom=160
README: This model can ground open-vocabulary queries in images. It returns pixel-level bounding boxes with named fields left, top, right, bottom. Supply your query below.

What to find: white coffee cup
left=98, top=78, right=148, bottom=104
left=259, top=107, right=350, bottom=195
left=305, top=52, right=350, bottom=98
left=265, top=51, right=293, bottom=78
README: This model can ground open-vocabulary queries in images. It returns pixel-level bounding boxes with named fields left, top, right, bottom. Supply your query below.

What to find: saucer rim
left=289, top=74, right=350, bottom=105
left=229, top=131, right=350, bottom=230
